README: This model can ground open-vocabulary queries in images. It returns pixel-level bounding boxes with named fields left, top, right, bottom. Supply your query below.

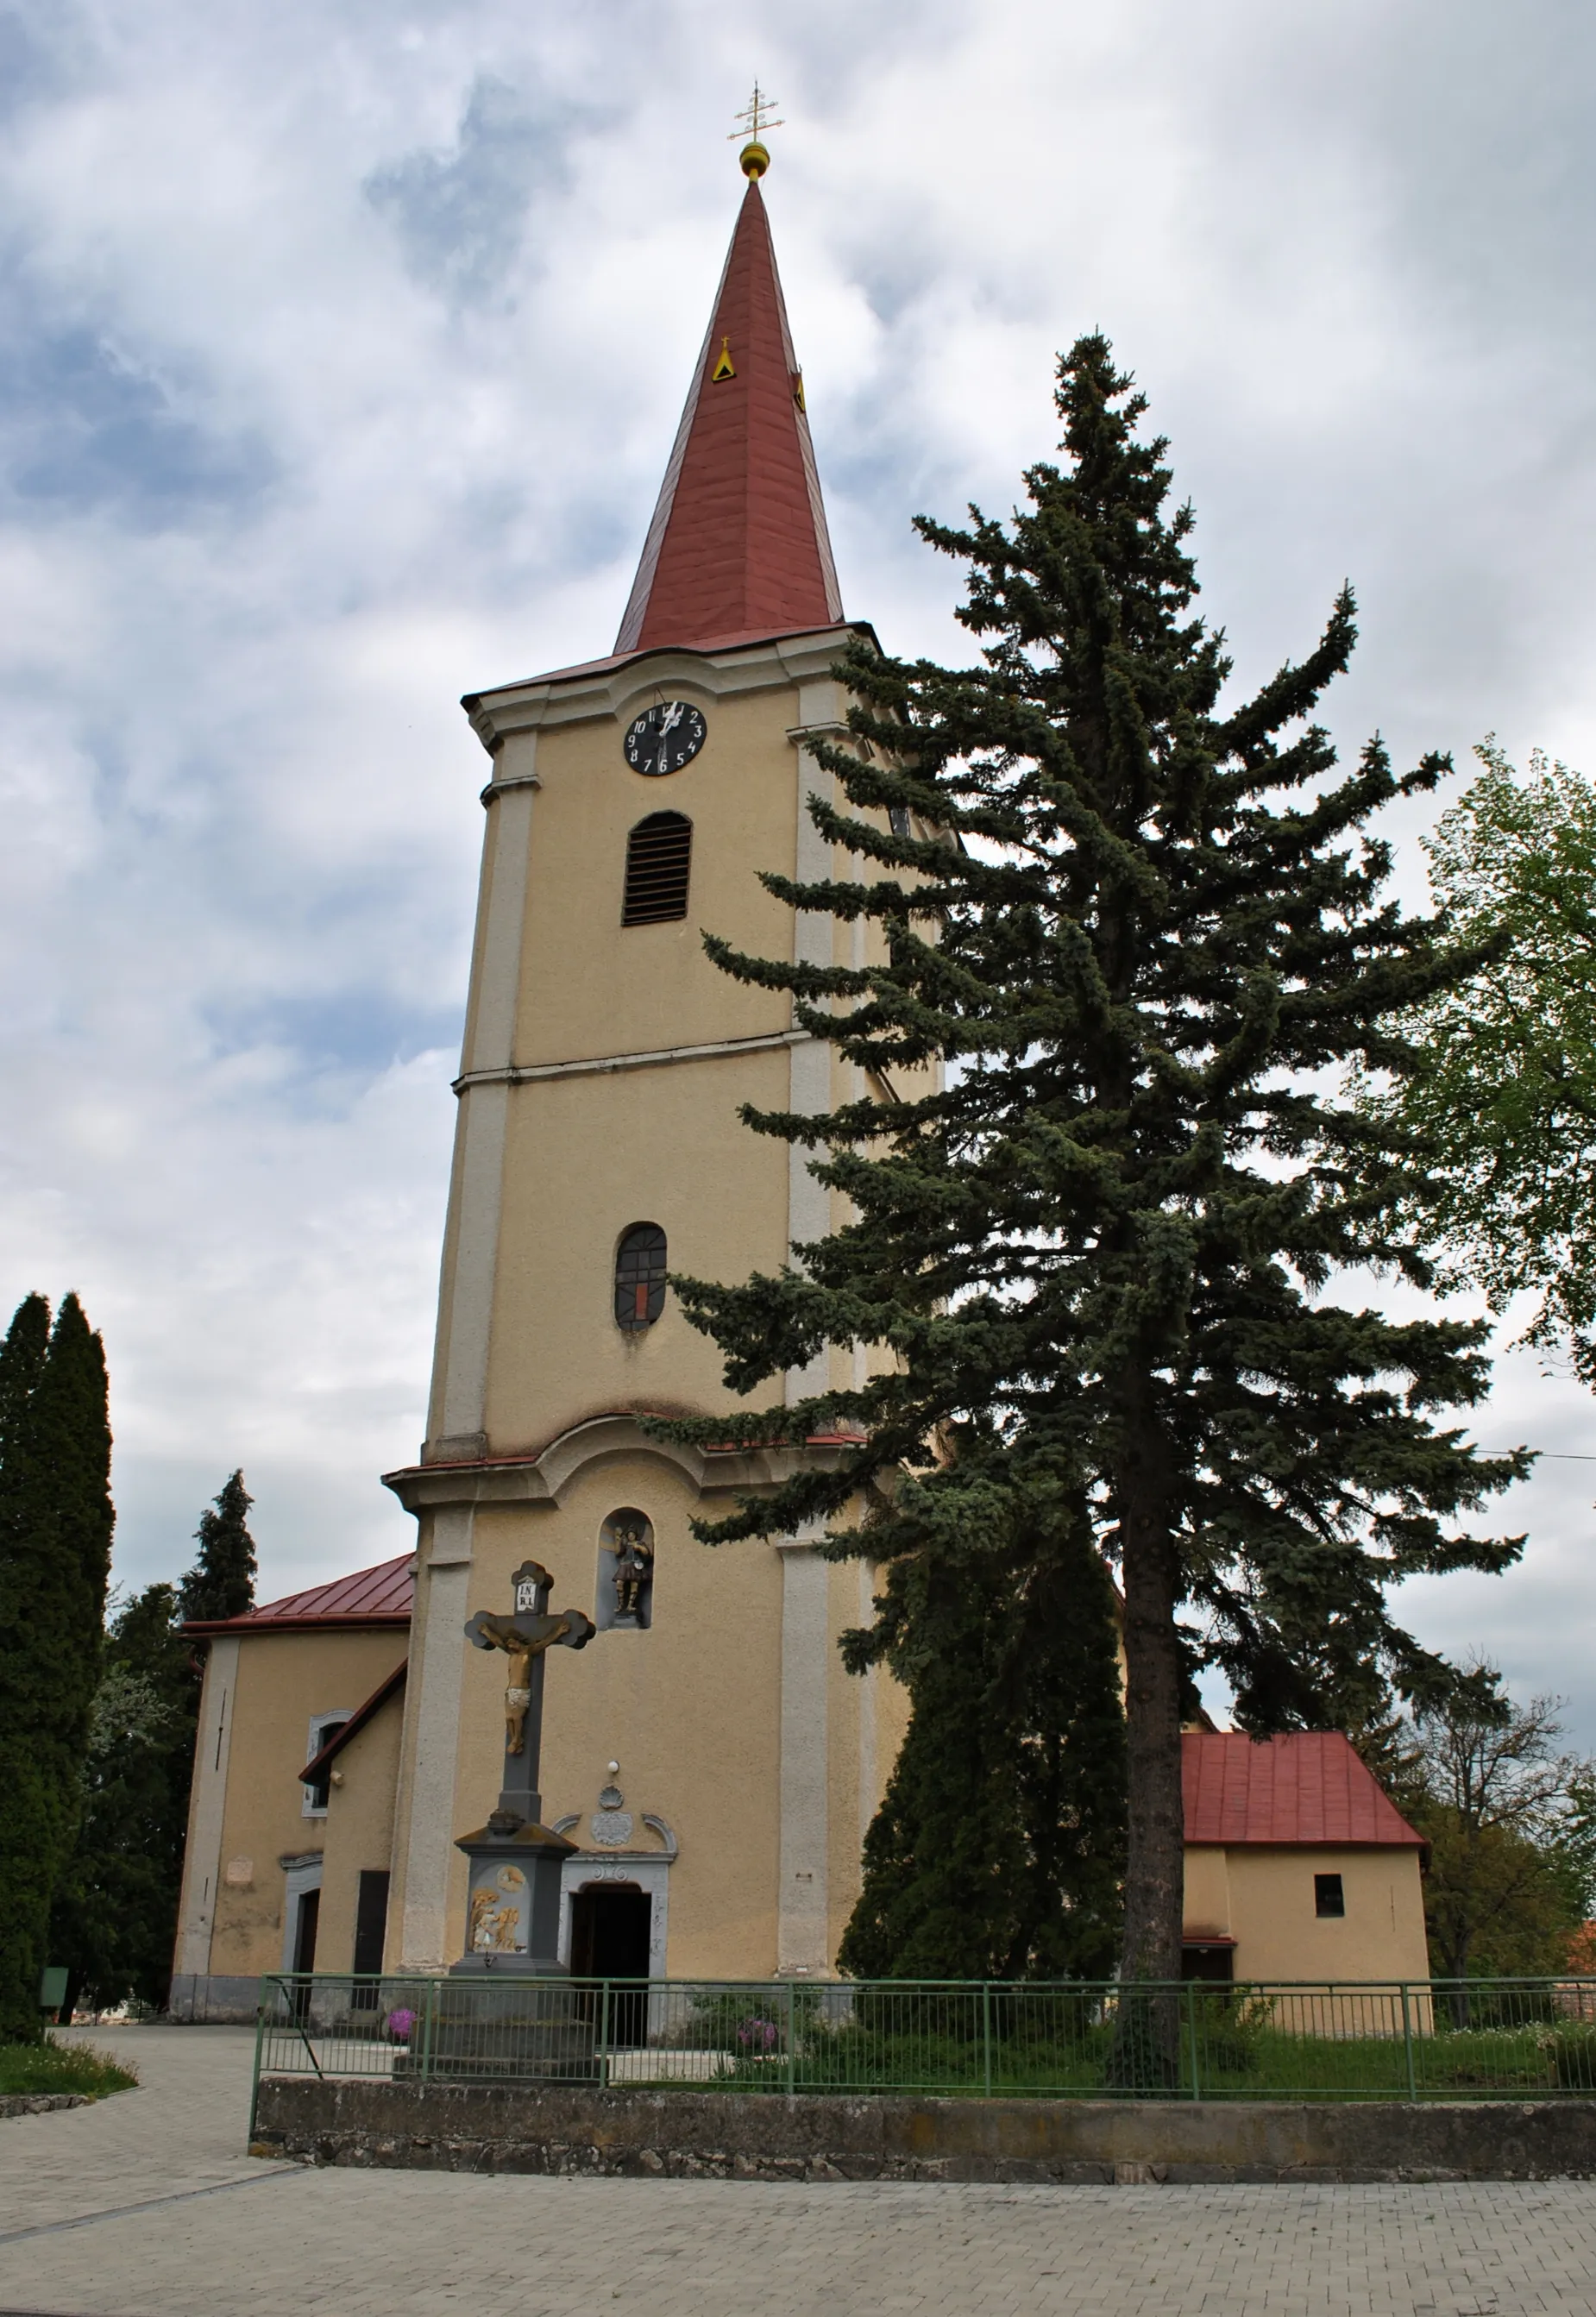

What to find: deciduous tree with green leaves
left=0, top=1294, right=114, bottom=2042
left=48, top=1582, right=196, bottom=2016
left=665, top=336, right=1530, bottom=2007
left=1383, top=1665, right=1593, bottom=2006
left=1365, top=741, right=1596, bottom=1380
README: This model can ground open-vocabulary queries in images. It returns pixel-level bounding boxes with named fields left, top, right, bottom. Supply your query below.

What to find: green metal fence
left=252, top=1975, right=1596, bottom=2107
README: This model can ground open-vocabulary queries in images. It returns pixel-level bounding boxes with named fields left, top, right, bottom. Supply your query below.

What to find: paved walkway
left=0, top=2026, right=1593, bottom=2314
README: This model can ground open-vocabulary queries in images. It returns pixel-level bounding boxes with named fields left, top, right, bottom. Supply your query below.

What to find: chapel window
left=1314, top=1872, right=1346, bottom=1918
left=614, top=1223, right=667, bottom=1332
left=622, top=811, right=692, bottom=925
left=301, top=1712, right=349, bottom=1816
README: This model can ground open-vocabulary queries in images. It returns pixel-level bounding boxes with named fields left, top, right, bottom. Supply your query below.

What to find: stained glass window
left=614, top=1223, right=667, bottom=1331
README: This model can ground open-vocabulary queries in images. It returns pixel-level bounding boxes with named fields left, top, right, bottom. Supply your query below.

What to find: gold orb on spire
left=730, top=80, right=782, bottom=177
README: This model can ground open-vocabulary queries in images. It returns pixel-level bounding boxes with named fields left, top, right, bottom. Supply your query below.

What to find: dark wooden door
left=351, top=1869, right=390, bottom=2006
left=293, top=1887, right=321, bottom=1974
left=569, top=1884, right=652, bottom=2046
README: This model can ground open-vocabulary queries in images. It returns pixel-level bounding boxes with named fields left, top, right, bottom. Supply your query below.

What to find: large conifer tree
left=668, top=338, right=1529, bottom=1993
left=177, top=1470, right=256, bottom=1623
left=0, top=1294, right=114, bottom=2041
left=838, top=1457, right=1126, bottom=1980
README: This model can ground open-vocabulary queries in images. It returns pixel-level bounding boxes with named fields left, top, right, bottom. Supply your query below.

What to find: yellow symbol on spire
left=791, top=370, right=806, bottom=412
left=731, top=80, right=783, bottom=179
left=712, top=336, right=737, bottom=382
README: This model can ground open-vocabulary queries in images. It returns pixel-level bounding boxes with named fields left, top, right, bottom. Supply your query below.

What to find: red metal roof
left=184, top=1551, right=414, bottom=1636
left=1183, top=1731, right=1423, bottom=1848
left=614, top=175, right=844, bottom=655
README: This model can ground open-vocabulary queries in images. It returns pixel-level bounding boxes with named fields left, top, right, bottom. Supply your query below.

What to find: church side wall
left=170, top=1636, right=239, bottom=2010
left=1224, top=1846, right=1431, bottom=1985
left=316, top=1689, right=405, bottom=1977
left=186, top=1629, right=406, bottom=1993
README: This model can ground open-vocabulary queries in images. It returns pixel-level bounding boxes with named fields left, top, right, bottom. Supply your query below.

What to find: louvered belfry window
left=622, top=812, right=692, bottom=926
left=614, top=1223, right=668, bottom=1332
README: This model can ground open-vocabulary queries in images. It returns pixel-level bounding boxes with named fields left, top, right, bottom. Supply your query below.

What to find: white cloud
left=2, top=0, right=1593, bottom=1733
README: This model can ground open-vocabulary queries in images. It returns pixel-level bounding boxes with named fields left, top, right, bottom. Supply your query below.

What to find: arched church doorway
left=569, top=1881, right=652, bottom=2045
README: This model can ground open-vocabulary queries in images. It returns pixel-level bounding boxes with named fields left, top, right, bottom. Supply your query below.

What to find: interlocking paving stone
left=0, top=2027, right=1593, bottom=2314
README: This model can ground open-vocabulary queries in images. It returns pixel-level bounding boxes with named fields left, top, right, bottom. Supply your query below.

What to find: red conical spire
left=615, top=165, right=844, bottom=656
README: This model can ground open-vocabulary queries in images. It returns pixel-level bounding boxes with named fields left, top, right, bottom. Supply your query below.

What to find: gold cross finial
left=731, top=82, right=784, bottom=142
left=731, top=82, right=783, bottom=175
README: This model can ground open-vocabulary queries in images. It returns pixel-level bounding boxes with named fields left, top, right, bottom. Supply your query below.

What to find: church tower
left=382, top=135, right=903, bottom=1981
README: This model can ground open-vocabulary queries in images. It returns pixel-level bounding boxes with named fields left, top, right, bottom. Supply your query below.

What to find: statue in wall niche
left=609, top=1517, right=655, bottom=1625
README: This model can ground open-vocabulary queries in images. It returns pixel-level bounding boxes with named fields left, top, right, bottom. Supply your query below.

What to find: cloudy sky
left=3, top=0, right=1594, bottom=1731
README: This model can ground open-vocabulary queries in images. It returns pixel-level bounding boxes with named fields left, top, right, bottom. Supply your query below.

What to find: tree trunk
left=1118, top=1501, right=1185, bottom=1984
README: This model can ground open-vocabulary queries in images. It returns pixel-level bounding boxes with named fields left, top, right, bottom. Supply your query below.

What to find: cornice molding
left=383, top=1411, right=858, bottom=1514
left=453, top=1026, right=810, bottom=1096
left=461, top=625, right=870, bottom=758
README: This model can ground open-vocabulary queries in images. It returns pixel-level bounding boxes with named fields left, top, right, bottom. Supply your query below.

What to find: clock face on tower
left=624, top=701, right=707, bottom=777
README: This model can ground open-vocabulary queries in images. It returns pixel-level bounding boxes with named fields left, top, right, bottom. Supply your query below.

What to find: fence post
left=248, top=1983, right=268, bottom=2144
left=419, top=1976, right=437, bottom=2085
left=598, top=1979, right=611, bottom=2091
left=1185, top=1983, right=1200, bottom=2101
left=1400, top=1981, right=1417, bottom=2103
left=785, top=1981, right=796, bottom=2096
left=982, top=1982, right=993, bottom=2099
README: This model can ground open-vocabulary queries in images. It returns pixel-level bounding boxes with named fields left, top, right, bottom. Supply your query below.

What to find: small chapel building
left=171, top=141, right=1432, bottom=2016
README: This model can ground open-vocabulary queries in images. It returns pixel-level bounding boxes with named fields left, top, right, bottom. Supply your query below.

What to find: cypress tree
left=664, top=337, right=1530, bottom=2008
left=177, top=1470, right=256, bottom=1623
left=0, top=1295, right=114, bottom=2042
left=838, top=1457, right=1126, bottom=1981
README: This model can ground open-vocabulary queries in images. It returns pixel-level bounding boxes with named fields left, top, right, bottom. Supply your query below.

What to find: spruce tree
left=664, top=337, right=1529, bottom=2003
left=838, top=1456, right=1126, bottom=1980
left=177, top=1470, right=256, bottom=1623
left=0, top=1295, right=114, bottom=2041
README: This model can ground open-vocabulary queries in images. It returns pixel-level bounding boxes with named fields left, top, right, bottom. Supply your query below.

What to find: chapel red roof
left=183, top=1550, right=414, bottom=1636
left=613, top=169, right=844, bottom=656
left=1182, top=1731, right=1423, bottom=1848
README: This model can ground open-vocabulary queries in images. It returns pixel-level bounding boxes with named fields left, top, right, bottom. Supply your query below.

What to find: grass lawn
left=0, top=2038, right=139, bottom=2100
left=639, top=2006, right=1596, bottom=2100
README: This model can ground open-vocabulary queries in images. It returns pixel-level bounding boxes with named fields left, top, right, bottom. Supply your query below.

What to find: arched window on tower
left=614, top=1223, right=667, bottom=1332
left=622, top=812, right=692, bottom=926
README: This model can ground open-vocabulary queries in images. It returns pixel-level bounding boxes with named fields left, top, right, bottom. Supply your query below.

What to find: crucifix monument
left=450, top=1560, right=595, bottom=1975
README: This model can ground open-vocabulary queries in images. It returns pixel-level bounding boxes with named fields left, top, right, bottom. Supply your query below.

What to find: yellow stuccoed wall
left=1184, top=1843, right=1430, bottom=1983
left=196, top=1629, right=407, bottom=1981
left=485, top=1047, right=793, bottom=1449
left=386, top=631, right=912, bottom=1977
left=316, top=1687, right=405, bottom=1976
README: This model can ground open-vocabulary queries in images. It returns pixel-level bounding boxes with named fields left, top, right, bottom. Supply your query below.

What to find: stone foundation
left=252, top=2077, right=1596, bottom=2182
left=168, top=1974, right=261, bottom=2025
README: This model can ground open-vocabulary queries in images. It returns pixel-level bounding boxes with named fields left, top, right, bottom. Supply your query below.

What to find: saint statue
left=610, top=1517, right=655, bottom=1625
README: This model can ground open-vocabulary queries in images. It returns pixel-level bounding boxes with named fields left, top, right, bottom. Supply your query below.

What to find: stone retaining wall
left=252, top=2077, right=1596, bottom=2182
left=0, top=2094, right=90, bottom=2119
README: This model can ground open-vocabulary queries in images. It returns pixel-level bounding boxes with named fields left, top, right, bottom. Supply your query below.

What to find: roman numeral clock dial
left=624, top=700, right=707, bottom=776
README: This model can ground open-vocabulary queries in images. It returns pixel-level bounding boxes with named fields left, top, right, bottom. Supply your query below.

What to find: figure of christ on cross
left=464, top=1561, right=595, bottom=1827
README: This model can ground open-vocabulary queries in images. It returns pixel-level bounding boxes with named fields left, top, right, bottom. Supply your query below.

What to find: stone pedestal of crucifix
left=449, top=1560, right=596, bottom=1980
